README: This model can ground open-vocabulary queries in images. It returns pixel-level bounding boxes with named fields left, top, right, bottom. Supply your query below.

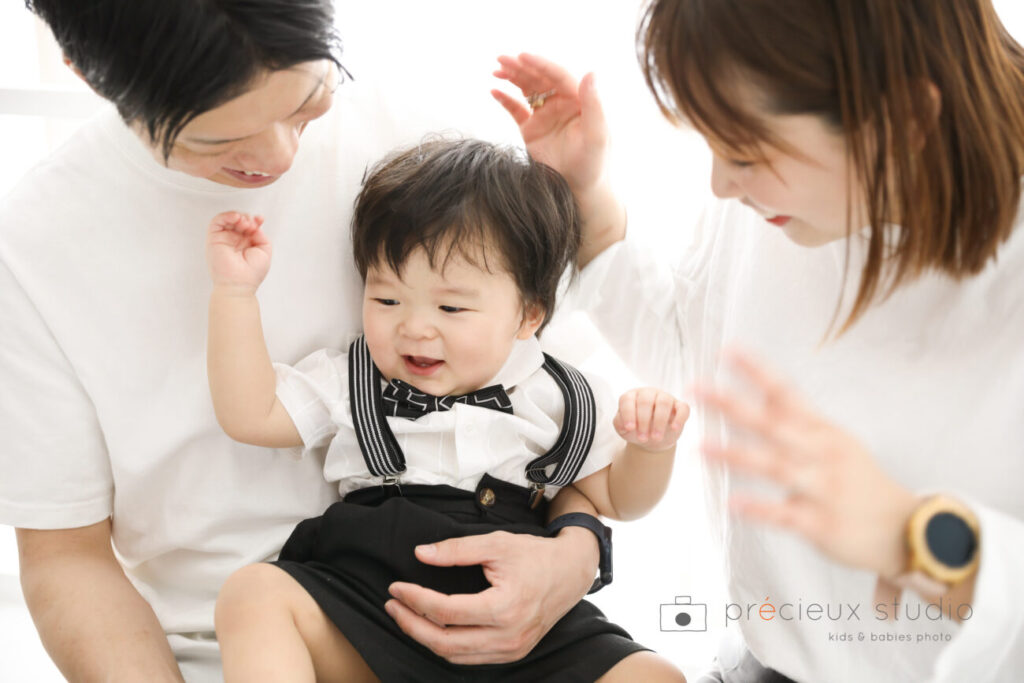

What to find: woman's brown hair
left=639, top=0, right=1024, bottom=330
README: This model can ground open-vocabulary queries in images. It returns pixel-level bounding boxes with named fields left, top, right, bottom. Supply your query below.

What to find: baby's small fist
left=206, top=210, right=272, bottom=291
left=613, top=388, right=690, bottom=453
left=207, top=211, right=264, bottom=236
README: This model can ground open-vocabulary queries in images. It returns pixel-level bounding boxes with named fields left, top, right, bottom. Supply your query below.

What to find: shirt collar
left=485, top=336, right=545, bottom=390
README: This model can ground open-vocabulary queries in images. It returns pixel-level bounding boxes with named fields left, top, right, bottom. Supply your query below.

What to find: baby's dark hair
left=352, top=138, right=581, bottom=333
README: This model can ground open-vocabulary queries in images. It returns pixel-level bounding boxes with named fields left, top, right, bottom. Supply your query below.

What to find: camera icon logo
left=659, top=596, right=708, bottom=632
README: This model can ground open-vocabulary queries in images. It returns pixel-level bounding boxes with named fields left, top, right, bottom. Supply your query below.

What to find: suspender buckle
left=528, top=482, right=546, bottom=509
left=381, top=474, right=401, bottom=487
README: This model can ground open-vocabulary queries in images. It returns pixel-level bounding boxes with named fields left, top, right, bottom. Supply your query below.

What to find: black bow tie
left=382, top=379, right=514, bottom=419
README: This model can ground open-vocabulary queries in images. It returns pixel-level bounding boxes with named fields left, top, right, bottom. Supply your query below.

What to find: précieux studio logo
left=659, top=596, right=708, bottom=632
left=723, top=596, right=972, bottom=624
left=659, top=594, right=972, bottom=633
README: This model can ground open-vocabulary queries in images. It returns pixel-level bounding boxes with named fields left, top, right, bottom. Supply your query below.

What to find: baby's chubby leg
left=215, top=563, right=378, bottom=683
left=598, top=650, right=688, bottom=682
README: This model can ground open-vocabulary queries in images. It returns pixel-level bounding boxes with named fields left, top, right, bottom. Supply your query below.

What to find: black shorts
left=273, top=474, right=648, bottom=682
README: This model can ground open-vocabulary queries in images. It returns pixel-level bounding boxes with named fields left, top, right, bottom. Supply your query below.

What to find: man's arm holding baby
left=206, top=211, right=301, bottom=448
left=17, top=520, right=185, bottom=682
left=573, top=388, right=689, bottom=521
left=387, top=389, right=687, bottom=662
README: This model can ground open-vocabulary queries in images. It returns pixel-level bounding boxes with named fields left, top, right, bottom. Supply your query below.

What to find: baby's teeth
left=242, top=170, right=269, bottom=176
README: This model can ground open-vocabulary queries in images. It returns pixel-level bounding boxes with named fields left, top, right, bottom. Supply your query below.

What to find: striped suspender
left=348, top=336, right=597, bottom=489
left=524, top=354, right=597, bottom=495
left=348, top=337, right=406, bottom=479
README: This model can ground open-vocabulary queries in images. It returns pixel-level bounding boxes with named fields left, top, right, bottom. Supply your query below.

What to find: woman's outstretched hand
left=492, top=53, right=607, bottom=195
left=695, top=349, right=920, bottom=580
left=492, top=53, right=625, bottom=266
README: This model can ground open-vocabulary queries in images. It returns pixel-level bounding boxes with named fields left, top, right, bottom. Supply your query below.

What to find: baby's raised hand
left=613, top=388, right=690, bottom=453
left=206, top=211, right=271, bottom=292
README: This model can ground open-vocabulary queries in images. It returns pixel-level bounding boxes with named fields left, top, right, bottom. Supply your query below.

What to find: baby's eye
left=729, top=159, right=755, bottom=168
left=374, top=298, right=399, bottom=306
left=439, top=305, right=464, bottom=313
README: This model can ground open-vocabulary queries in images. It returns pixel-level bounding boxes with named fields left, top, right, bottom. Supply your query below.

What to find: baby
left=205, top=139, right=688, bottom=681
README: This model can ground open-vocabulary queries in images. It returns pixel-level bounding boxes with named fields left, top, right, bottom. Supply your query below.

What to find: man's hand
left=384, top=528, right=598, bottom=665
left=206, top=211, right=271, bottom=293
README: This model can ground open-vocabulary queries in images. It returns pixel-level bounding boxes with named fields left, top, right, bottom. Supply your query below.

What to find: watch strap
left=546, top=512, right=613, bottom=594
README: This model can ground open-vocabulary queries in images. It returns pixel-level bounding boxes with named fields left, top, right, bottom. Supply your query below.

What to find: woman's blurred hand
left=696, top=349, right=920, bottom=579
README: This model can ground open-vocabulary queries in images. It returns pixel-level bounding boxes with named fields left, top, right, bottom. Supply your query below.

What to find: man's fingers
left=387, top=583, right=501, bottom=627
left=414, top=531, right=507, bottom=567
left=385, top=597, right=532, bottom=664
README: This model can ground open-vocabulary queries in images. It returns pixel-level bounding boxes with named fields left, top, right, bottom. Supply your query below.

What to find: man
left=2, top=2, right=604, bottom=680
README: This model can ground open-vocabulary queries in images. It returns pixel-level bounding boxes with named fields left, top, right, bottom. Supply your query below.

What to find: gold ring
left=527, top=88, right=557, bottom=109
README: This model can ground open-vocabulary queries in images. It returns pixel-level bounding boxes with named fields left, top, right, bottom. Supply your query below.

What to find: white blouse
left=275, top=336, right=618, bottom=499
left=575, top=197, right=1024, bottom=682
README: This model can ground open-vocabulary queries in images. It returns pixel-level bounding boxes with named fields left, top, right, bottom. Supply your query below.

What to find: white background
left=2, top=1, right=1024, bottom=680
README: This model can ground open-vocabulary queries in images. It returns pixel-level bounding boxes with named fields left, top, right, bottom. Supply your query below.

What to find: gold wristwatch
left=891, top=495, right=980, bottom=598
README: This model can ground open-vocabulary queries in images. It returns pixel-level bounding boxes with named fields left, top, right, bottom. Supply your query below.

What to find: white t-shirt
left=576, top=198, right=1024, bottom=683
left=0, top=82, right=449, bottom=680
left=275, top=336, right=617, bottom=498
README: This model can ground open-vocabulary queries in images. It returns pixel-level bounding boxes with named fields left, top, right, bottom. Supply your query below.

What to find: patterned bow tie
left=382, top=379, right=514, bottom=419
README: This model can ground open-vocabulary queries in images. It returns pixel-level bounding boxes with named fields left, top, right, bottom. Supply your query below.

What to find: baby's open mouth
left=403, top=355, right=444, bottom=375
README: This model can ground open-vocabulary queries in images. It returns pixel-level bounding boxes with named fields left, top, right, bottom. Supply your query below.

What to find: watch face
left=925, top=512, right=978, bottom=568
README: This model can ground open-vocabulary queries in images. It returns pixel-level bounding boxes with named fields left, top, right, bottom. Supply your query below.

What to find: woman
left=492, top=0, right=1024, bottom=680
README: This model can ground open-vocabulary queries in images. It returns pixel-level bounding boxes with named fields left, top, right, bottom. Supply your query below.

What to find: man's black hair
left=26, top=0, right=343, bottom=158
left=352, top=138, right=582, bottom=333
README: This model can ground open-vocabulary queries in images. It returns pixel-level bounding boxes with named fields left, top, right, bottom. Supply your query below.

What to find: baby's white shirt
left=275, top=336, right=618, bottom=498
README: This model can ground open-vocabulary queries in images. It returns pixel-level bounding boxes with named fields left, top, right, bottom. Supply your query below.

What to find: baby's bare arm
left=206, top=211, right=301, bottom=447
left=573, top=388, right=689, bottom=521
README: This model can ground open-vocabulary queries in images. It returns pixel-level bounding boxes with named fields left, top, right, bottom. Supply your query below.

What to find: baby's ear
left=516, top=302, right=546, bottom=339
